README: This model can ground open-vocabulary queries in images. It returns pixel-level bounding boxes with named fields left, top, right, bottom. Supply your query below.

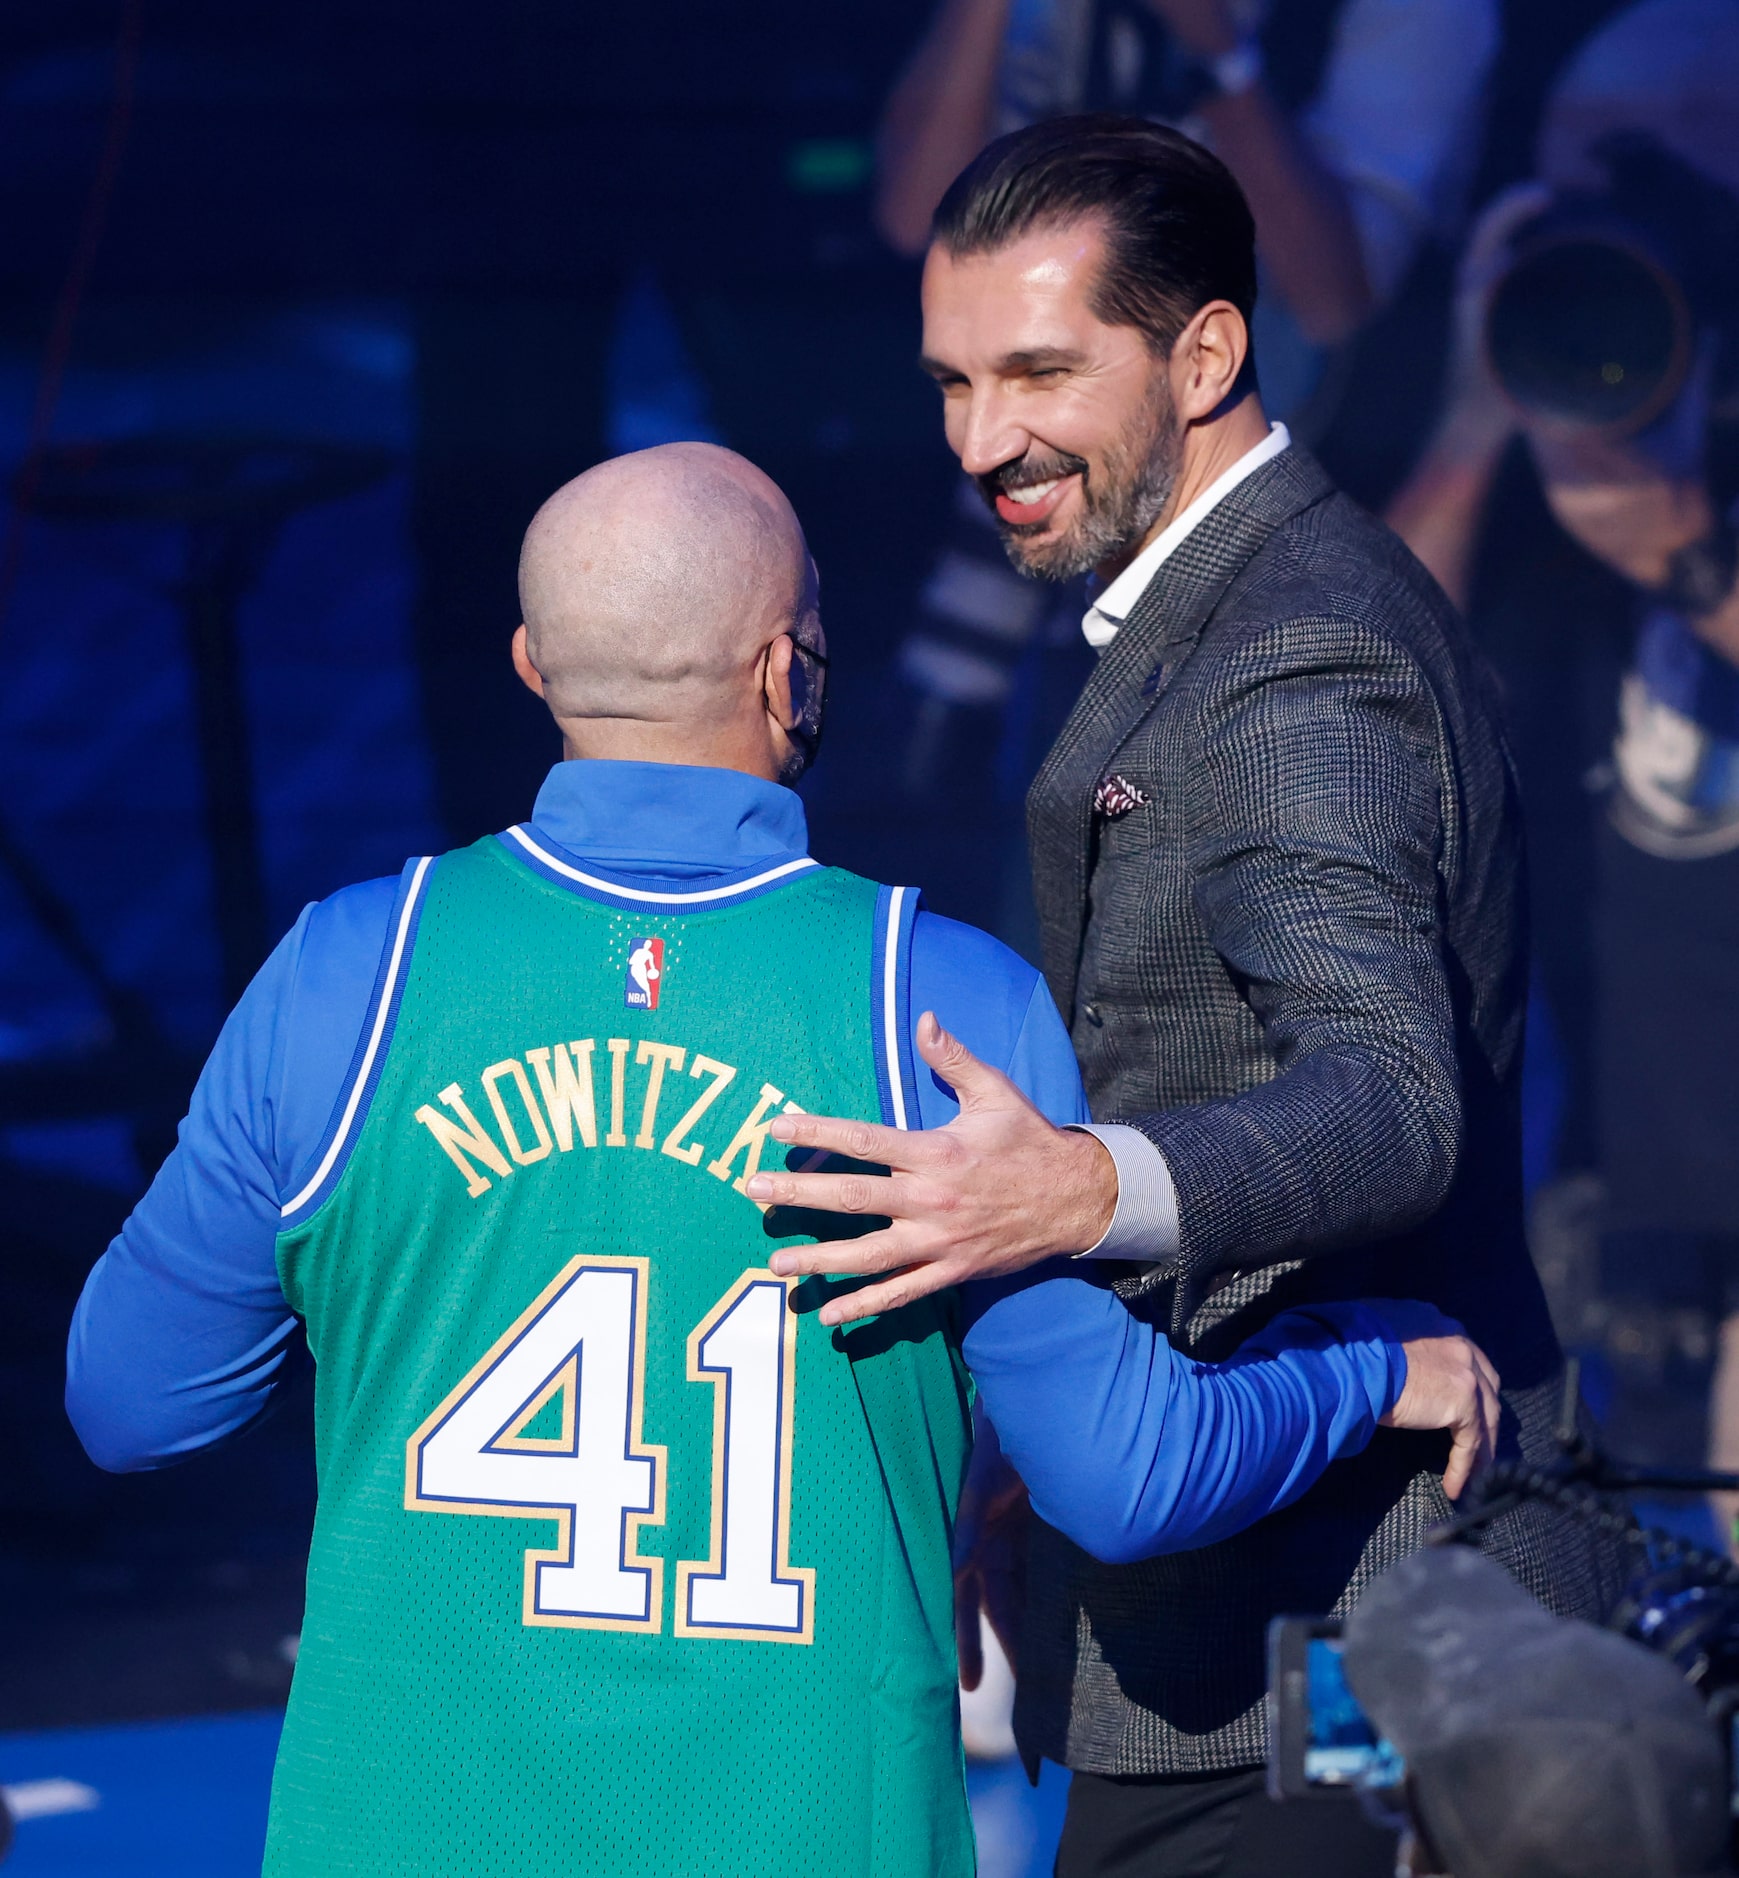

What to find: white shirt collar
left=1082, top=422, right=1291, bottom=650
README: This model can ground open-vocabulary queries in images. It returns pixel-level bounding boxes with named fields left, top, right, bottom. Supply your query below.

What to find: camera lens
left=1487, top=235, right=1693, bottom=434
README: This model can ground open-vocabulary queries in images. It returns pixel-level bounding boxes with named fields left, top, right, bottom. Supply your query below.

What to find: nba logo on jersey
left=625, top=937, right=664, bottom=1010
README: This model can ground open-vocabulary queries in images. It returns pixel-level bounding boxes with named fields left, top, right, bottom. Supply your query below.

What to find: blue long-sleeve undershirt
left=965, top=1278, right=1404, bottom=1562
left=67, top=758, right=1409, bottom=1559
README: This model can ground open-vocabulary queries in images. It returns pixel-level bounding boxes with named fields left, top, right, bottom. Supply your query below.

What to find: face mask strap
left=785, top=637, right=829, bottom=777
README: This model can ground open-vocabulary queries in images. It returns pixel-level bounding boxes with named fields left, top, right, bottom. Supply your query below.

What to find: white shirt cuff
left=1066, top=1123, right=1182, bottom=1263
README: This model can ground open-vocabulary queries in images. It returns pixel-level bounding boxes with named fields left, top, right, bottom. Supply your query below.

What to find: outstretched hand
left=1372, top=1301, right=1503, bottom=1501
left=744, top=1012, right=1117, bottom=1327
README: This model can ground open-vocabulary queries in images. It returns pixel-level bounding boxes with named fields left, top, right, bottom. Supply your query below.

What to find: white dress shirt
left=1071, top=422, right=1291, bottom=1262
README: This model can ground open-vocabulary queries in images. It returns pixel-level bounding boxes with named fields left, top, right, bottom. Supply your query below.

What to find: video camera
left=1484, top=134, right=1739, bottom=437
left=1267, top=1364, right=1739, bottom=1877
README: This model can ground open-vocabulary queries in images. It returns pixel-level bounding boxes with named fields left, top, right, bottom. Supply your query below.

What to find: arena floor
left=0, top=1711, right=1071, bottom=1877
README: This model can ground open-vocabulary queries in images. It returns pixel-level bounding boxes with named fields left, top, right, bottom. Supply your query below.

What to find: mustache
left=974, top=448, right=1090, bottom=512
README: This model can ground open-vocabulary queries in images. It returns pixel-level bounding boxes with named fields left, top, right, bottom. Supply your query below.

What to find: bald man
left=67, top=445, right=1494, bottom=1878
left=511, top=443, right=826, bottom=781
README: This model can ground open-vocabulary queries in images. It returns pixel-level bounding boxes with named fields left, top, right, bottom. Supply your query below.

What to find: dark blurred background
left=1, top=0, right=1733, bottom=1868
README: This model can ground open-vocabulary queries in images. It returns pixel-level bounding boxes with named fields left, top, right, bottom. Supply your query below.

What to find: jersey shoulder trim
left=872, top=884, right=922, bottom=1131
left=279, top=853, right=435, bottom=1222
left=499, top=825, right=821, bottom=909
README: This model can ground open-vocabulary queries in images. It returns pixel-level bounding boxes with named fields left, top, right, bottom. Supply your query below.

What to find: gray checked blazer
left=1018, top=444, right=1626, bottom=1776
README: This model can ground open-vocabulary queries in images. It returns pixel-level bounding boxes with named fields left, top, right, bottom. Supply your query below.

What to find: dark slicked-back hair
left=931, top=115, right=1259, bottom=364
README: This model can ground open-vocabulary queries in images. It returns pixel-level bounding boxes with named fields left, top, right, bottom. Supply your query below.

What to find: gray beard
left=994, top=394, right=1183, bottom=584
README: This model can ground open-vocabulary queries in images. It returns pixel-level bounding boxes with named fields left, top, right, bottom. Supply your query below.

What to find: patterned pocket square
left=1094, top=772, right=1150, bottom=818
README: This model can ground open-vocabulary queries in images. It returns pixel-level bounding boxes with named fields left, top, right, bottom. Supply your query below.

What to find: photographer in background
left=872, top=0, right=1498, bottom=801
left=1385, top=0, right=1739, bottom=1549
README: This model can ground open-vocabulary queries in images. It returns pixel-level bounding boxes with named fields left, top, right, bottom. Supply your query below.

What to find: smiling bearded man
left=979, top=365, right=1180, bottom=581
left=745, top=115, right=1627, bottom=1878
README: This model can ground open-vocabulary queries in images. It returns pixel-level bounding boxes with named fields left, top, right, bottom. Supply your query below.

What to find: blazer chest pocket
left=1092, top=769, right=1156, bottom=824
left=1092, top=769, right=1168, bottom=875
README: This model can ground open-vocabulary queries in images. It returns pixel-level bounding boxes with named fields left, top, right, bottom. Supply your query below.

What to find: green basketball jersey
left=267, top=829, right=976, bottom=1877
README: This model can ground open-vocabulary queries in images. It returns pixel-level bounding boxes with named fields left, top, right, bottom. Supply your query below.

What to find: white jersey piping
left=883, top=884, right=909, bottom=1131
left=505, top=824, right=820, bottom=904
left=280, top=854, right=434, bottom=1218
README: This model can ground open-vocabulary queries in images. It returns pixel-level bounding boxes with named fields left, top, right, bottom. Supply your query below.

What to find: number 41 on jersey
left=405, top=1256, right=814, bottom=1643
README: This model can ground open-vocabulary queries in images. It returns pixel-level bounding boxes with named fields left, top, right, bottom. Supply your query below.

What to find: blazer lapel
left=1028, top=448, right=1333, bottom=1023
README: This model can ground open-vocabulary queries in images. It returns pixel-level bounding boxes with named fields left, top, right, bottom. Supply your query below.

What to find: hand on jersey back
left=744, top=1012, right=1117, bottom=1325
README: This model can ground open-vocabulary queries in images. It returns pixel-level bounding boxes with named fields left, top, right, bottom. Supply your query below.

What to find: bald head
left=517, top=443, right=812, bottom=726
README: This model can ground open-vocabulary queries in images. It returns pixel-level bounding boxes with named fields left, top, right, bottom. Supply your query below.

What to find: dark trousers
left=1055, top=1768, right=1399, bottom=1878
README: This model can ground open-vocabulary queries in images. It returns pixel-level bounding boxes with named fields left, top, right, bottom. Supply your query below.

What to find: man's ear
left=762, top=632, right=800, bottom=731
left=1170, top=301, right=1250, bottom=424
left=511, top=624, right=546, bottom=699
